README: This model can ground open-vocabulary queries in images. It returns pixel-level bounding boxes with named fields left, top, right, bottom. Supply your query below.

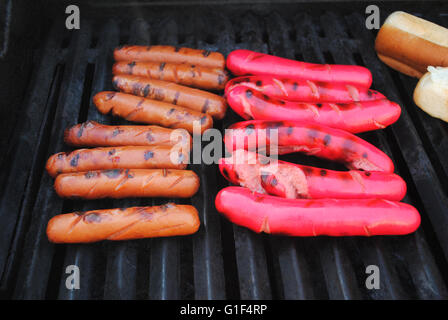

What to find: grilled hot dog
left=54, top=168, right=200, bottom=199
left=46, top=146, right=189, bottom=177
left=113, top=61, right=229, bottom=90
left=47, top=204, right=200, bottom=243
left=113, top=75, right=227, bottom=120
left=64, top=121, right=191, bottom=149
left=93, top=91, right=213, bottom=134
left=114, top=45, right=225, bottom=69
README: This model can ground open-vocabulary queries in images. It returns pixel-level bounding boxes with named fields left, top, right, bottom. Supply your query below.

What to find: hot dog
left=219, top=150, right=406, bottom=201
left=114, top=45, right=225, bottom=69
left=225, top=76, right=385, bottom=103
left=112, top=75, right=227, bottom=120
left=224, top=120, right=394, bottom=172
left=47, top=204, right=200, bottom=243
left=226, top=85, right=401, bottom=133
left=215, top=187, right=420, bottom=236
left=226, top=49, right=373, bottom=87
left=54, top=168, right=200, bottom=199
left=93, top=91, right=213, bottom=134
left=113, top=61, right=229, bottom=90
left=46, top=146, right=189, bottom=177
left=64, top=121, right=192, bottom=149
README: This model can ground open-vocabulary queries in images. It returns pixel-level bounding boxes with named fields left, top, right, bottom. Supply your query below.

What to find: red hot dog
left=219, top=150, right=406, bottom=201
left=224, top=120, right=394, bottom=172
left=225, top=76, right=385, bottom=103
left=226, top=49, right=373, bottom=87
left=226, top=85, right=401, bottom=133
left=215, top=187, right=421, bottom=237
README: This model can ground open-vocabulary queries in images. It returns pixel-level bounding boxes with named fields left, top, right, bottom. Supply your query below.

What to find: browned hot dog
left=113, top=75, right=227, bottom=120
left=54, top=168, right=200, bottom=199
left=46, top=146, right=189, bottom=177
left=64, top=121, right=192, bottom=149
left=46, top=204, right=200, bottom=243
left=112, top=61, right=229, bottom=90
left=93, top=91, right=213, bottom=134
left=113, top=45, right=225, bottom=69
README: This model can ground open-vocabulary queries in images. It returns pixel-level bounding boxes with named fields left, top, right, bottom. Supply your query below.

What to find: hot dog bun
left=375, top=11, right=448, bottom=78
left=413, top=66, right=448, bottom=122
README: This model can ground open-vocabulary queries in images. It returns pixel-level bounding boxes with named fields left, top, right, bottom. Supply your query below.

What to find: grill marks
left=202, top=99, right=210, bottom=113
left=143, top=84, right=150, bottom=97
left=103, top=169, right=123, bottom=179
left=127, top=61, right=136, bottom=72
left=112, top=128, right=123, bottom=137
left=173, top=91, right=180, bottom=105
left=105, top=92, right=116, bottom=101
left=70, top=154, right=80, bottom=167
left=144, top=150, right=154, bottom=160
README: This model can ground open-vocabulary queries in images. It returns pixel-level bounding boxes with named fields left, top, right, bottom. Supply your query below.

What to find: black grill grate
left=1, top=1, right=448, bottom=300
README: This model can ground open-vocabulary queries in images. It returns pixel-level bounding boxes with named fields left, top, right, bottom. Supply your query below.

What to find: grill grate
left=1, top=2, right=448, bottom=300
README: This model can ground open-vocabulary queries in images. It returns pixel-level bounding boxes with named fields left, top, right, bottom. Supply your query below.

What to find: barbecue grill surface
left=1, top=1, right=448, bottom=300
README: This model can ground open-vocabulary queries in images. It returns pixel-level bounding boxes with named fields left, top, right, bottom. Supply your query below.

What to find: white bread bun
left=375, top=11, right=448, bottom=78
left=413, top=66, right=448, bottom=122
